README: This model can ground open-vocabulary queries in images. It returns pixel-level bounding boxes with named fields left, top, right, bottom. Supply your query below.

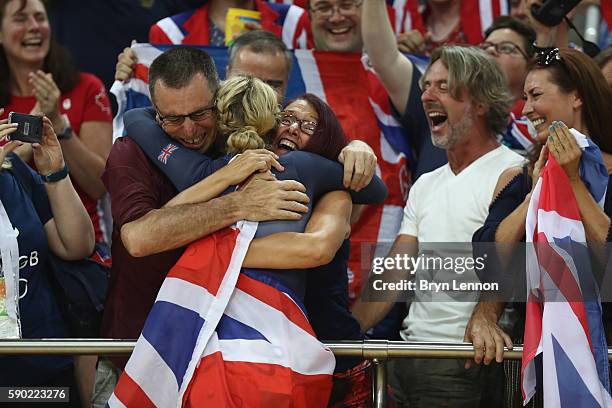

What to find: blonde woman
left=124, top=76, right=386, bottom=405
left=125, top=75, right=386, bottom=298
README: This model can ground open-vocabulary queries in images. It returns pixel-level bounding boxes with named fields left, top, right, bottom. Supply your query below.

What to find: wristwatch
left=42, top=163, right=69, bottom=183
left=56, top=115, right=73, bottom=140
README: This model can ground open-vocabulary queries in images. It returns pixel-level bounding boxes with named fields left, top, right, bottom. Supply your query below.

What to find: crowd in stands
left=0, top=0, right=611, bottom=406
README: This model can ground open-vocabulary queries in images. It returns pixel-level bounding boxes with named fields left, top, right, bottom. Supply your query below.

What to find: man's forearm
left=121, top=193, right=243, bottom=257
left=352, top=299, right=398, bottom=333
left=474, top=300, right=507, bottom=321
left=352, top=234, right=418, bottom=331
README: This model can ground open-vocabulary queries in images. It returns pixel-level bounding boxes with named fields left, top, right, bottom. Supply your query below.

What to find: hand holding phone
left=8, top=112, right=43, bottom=144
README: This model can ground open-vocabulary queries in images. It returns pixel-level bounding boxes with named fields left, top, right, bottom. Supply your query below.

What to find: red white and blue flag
left=107, top=221, right=335, bottom=407
left=157, top=143, right=178, bottom=164
left=522, top=129, right=611, bottom=406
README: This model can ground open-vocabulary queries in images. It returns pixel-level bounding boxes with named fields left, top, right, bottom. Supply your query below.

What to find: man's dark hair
left=485, top=16, right=536, bottom=58
left=228, top=30, right=292, bottom=73
left=148, top=46, right=219, bottom=100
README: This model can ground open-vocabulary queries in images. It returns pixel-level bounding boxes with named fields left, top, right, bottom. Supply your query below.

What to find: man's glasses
left=478, top=41, right=529, bottom=59
left=310, top=0, right=363, bottom=18
left=156, top=105, right=215, bottom=128
left=278, top=112, right=317, bottom=135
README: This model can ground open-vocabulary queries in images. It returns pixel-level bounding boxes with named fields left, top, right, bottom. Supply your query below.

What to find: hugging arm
left=243, top=190, right=352, bottom=269
left=124, top=108, right=229, bottom=190
left=293, top=151, right=387, bottom=204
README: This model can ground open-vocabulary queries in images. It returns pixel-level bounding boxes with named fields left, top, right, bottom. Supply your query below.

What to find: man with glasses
left=93, top=47, right=311, bottom=408
left=480, top=16, right=537, bottom=155
left=309, top=0, right=363, bottom=52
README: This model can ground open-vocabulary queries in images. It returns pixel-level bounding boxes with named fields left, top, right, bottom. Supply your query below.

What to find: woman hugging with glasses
left=123, top=75, right=387, bottom=406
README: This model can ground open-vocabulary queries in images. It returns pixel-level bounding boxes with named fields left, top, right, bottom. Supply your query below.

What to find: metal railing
left=2, top=339, right=610, bottom=407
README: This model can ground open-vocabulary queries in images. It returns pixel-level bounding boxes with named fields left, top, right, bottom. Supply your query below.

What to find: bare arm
left=121, top=174, right=310, bottom=257
left=165, top=150, right=283, bottom=207
left=493, top=166, right=530, bottom=243
left=32, top=117, right=94, bottom=259
left=351, top=233, right=417, bottom=331
left=362, top=0, right=416, bottom=112
left=121, top=193, right=243, bottom=257
left=55, top=120, right=112, bottom=200
left=243, top=191, right=352, bottom=269
left=44, top=175, right=95, bottom=260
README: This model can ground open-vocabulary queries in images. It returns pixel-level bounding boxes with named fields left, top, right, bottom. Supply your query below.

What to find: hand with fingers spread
left=463, top=301, right=513, bottom=368
left=115, top=41, right=138, bottom=82
left=28, top=70, right=61, bottom=121
left=338, top=140, right=377, bottom=191
left=220, top=149, right=284, bottom=186
left=238, top=172, right=309, bottom=221
left=32, top=116, right=65, bottom=176
left=546, top=121, right=582, bottom=182
left=397, top=30, right=431, bottom=54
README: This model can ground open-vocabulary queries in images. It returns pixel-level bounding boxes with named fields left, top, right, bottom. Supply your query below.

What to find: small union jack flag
left=157, top=143, right=178, bottom=164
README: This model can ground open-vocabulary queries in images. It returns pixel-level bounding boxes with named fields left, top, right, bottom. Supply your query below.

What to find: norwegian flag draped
left=107, top=221, right=335, bottom=407
left=522, top=129, right=611, bottom=407
left=111, top=43, right=420, bottom=303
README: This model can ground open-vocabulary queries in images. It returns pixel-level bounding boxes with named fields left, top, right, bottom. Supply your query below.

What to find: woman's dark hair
left=0, top=0, right=80, bottom=106
left=528, top=48, right=612, bottom=154
left=286, top=93, right=347, bottom=161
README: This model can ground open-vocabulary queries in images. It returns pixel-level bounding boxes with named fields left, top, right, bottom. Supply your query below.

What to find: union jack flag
left=157, top=143, right=178, bottom=164
left=107, top=221, right=335, bottom=407
left=522, top=129, right=612, bottom=407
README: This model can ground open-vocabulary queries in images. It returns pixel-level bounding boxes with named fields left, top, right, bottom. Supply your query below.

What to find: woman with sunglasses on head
left=465, top=48, right=612, bottom=373
left=123, top=75, right=386, bottom=406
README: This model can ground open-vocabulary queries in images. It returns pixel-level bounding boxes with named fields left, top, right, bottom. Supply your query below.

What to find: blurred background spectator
left=48, top=0, right=202, bottom=91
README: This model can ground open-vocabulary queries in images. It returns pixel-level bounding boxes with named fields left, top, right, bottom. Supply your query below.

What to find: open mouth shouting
left=274, top=137, right=300, bottom=155
left=427, top=111, right=448, bottom=133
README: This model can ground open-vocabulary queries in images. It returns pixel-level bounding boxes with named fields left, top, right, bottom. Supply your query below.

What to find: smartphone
left=7, top=112, right=43, bottom=144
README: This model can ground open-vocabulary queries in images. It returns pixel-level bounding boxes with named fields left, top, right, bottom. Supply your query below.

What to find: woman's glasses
left=277, top=112, right=317, bottom=135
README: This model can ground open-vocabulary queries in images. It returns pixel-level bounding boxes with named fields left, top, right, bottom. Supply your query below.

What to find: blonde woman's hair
left=216, top=76, right=279, bottom=154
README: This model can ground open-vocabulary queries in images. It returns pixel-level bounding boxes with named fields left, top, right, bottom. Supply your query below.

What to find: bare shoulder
left=493, top=166, right=524, bottom=199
